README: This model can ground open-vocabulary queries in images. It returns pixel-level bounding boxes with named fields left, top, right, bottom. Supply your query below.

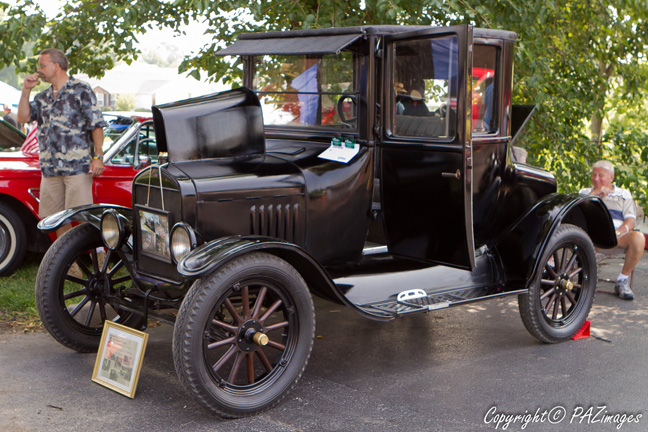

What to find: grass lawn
left=0, top=253, right=43, bottom=331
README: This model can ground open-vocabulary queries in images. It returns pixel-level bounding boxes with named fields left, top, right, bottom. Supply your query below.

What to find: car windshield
left=102, top=114, right=136, bottom=149
left=0, top=118, right=26, bottom=150
left=107, top=120, right=158, bottom=167
left=253, top=52, right=357, bottom=130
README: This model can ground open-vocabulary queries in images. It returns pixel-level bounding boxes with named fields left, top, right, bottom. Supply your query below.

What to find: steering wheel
left=432, top=104, right=448, bottom=118
left=337, top=95, right=357, bottom=125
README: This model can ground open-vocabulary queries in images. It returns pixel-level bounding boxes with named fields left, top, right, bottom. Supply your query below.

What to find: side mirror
left=135, top=155, right=152, bottom=170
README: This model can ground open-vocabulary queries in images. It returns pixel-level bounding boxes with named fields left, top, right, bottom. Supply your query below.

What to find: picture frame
left=92, top=321, right=149, bottom=398
left=136, top=205, right=173, bottom=262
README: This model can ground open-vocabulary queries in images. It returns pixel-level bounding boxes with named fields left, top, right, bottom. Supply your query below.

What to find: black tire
left=519, top=224, right=597, bottom=343
left=35, top=223, right=145, bottom=353
left=173, top=252, right=315, bottom=418
left=0, top=202, right=27, bottom=276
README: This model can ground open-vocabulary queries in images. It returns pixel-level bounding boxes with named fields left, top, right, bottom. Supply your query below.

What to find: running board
left=366, top=287, right=524, bottom=316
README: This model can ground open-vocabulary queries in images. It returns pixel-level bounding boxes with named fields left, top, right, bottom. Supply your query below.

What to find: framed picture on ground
left=92, top=321, right=149, bottom=398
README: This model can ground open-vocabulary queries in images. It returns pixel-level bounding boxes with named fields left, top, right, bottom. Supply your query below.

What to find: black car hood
left=171, top=153, right=306, bottom=202
left=152, top=87, right=265, bottom=162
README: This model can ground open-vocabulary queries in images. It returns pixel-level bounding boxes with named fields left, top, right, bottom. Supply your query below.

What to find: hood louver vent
left=250, top=203, right=300, bottom=243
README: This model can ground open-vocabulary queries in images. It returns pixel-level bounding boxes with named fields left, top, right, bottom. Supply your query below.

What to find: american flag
left=21, top=127, right=39, bottom=155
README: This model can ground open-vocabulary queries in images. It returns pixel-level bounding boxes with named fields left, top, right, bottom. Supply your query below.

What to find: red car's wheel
left=0, top=202, right=27, bottom=276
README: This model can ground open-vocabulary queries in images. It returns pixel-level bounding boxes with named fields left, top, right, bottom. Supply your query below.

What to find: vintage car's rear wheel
left=173, top=252, right=315, bottom=418
left=35, top=223, right=144, bottom=353
left=519, top=223, right=596, bottom=343
left=0, top=202, right=27, bottom=276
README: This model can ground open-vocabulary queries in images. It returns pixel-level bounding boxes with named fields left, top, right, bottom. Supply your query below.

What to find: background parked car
left=0, top=113, right=157, bottom=275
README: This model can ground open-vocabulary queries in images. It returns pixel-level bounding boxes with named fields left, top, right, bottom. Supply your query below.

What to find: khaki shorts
left=39, top=174, right=93, bottom=218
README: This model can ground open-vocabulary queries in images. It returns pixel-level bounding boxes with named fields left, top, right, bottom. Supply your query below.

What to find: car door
left=380, top=25, right=475, bottom=270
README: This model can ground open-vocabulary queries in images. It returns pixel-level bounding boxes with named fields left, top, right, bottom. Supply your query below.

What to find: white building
left=77, top=62, right=227, bottom=110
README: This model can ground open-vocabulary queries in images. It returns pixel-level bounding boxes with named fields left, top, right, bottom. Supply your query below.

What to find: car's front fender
left=37, top=204, right=132, bottom=233
left=494, top=193, right=615, bottom=289
left=178, top=235, right=392, bottom=321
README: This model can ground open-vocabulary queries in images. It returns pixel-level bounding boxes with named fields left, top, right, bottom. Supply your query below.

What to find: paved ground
left=1, top=254, right=647, bottom=432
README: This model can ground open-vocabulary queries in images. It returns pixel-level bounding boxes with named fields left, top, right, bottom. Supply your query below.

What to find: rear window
left=472, top=44, right=498, bottom=134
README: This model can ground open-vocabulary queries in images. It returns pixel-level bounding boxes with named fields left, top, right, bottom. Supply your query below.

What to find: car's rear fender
left=494, top=193, right=615, bottom=289
left=178, top=236, right=392, bottom=321
left=37, top=204, right=132, bottom=233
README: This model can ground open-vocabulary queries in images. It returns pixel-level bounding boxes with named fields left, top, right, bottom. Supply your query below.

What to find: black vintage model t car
left=36, top=25, right=616, bottom=417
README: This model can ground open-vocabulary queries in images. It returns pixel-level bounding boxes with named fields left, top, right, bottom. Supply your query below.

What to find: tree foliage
left=468, top=0, right=648, bottom=210
left=2, top=0, right=648, bottom=209
left=0, top=0, right=183, bottom=77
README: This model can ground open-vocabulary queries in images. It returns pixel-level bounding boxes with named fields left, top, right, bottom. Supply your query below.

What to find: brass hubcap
left=559, top=279, right=574, bottom=291
left=237, top=320, right=268, bottom=351
left=252, top=332, right=269, bottom=346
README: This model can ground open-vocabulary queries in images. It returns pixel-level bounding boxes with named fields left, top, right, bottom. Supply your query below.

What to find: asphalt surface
left=1, top=253, right=647, bottom=432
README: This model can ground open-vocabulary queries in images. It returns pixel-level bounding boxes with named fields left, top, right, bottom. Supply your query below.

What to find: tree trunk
left=590, top=114, right=603, bottom=146
left=591, top=59, right=614, bottom=147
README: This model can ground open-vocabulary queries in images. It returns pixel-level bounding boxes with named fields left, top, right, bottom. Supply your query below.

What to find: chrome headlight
left=170, top=223, right=197, bottom=263
left=101, top=210, right=129, bottom=250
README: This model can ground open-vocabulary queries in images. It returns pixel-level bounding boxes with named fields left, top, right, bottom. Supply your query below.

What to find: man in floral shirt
left=17, top=48, right=107, bottom=237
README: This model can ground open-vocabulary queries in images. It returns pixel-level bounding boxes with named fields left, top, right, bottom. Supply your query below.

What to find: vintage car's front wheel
left=35, top=223, right=144, bottom=353
left=0, top=202, right=27, bottom=276
left=173, top=252, right=315, bottom=418
left=519, top=223, right=597, bottom=343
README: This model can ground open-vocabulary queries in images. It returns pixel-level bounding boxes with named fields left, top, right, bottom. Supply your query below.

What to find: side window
left=472, top=45, right=498, bottom=133
left=254, top=53, right=356, bottom=129
left=393, top=35, right=459, bottom=139
left=136, top=123, right=158, bottom=165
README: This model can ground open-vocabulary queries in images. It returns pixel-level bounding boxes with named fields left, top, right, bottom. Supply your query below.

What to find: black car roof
left=237, top=25, right=516, bottom=40
left=216, top=25, right=517, bottom=56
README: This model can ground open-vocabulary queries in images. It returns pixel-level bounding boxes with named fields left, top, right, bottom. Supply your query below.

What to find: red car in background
left=0, top=114, right=157, bottom=275
left=472, top=66, right=494, bottom=122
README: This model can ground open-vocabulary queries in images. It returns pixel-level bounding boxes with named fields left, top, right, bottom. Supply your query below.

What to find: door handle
left=441, top=169, right=461, bottom=180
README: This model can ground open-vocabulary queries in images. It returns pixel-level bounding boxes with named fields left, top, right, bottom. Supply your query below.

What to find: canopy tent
left=0, top=81, right=21, bottom=109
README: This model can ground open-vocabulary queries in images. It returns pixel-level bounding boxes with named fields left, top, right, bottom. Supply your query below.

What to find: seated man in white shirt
left=580, top=160, right=645, bottom=300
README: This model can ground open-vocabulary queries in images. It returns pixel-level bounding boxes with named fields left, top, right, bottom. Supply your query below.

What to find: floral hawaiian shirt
left=28, top=77, right=107, bottom=177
